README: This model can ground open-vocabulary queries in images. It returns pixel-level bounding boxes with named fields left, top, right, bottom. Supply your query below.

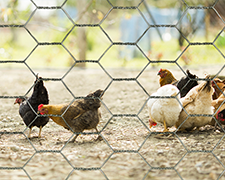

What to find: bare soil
left=0, top=66, right=225, bottom=180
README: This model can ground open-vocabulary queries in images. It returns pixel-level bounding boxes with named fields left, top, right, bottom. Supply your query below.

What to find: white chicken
left=147, top=84, right=182, bottom=132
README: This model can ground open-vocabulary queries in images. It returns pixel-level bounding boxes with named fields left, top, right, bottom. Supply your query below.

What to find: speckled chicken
left=14, top=77, right=49, bottom=138
left=38, top=89, right=104, bottom=142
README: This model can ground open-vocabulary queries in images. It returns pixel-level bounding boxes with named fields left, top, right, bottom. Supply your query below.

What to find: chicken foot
left=95, top=127, right=103, bottom=141
left=155, top=120, right=169, bottom=137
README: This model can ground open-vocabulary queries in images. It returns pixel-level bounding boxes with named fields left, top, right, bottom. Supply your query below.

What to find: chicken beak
left=149, top=119, right=156, bottom=128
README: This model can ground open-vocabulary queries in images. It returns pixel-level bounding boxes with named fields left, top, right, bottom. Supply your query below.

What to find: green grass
left=1, top=28, right=224, bottom=70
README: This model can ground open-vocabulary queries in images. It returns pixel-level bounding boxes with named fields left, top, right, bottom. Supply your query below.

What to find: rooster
left=38, top=89, right=104, bottom=142
left=14, top=77, right=49, bottom=138
left=147, top=84, right=182, bottom=132
left=176, top=77, right=214, bottom=131
left=158, top=69, right=198, bottom=98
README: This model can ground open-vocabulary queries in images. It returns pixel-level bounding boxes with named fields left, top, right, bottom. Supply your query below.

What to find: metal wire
left=0, top=0, right=225, bottom=179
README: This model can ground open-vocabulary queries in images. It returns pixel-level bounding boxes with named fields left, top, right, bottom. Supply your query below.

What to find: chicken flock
left=149, top=68, right=225, bottom=133
left=13, top=69, right=225, bottom=142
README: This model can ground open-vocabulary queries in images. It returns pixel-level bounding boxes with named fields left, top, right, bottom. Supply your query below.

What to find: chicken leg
left=95, top=127, right=103, bottom=140
left=27, top=126, right=33, bottom=138
left=163, top=120, right=169, bottom=132
left=71, top=134, right=79, bottom=142
left=38, top=126, right=42, bottom=138
left=71, top=127, right=102, bottom=142
left=155, top=120, right=169, bottom=137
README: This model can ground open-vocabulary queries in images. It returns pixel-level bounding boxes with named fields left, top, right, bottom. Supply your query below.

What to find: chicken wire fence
left=1, top=0, right=225, bottom=179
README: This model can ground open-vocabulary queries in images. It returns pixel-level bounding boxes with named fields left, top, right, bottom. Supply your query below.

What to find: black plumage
left=176, top=70, right=198, bottom=97
left=14, top=77, right=49, bottom=138
left=217, top=109, right=225, bottom=122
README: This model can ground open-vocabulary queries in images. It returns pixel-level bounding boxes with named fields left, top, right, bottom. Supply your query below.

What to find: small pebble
left=205, top=163, right=211, bottom=168
left=215, top=130, right=220, bottom=134
left=2, top=119, right=7, bottom=122
left=10, top=145, right=20, bottom=152
left=195, top=162, right=203, bottom=167
left=21, top=156, right=30, bottom=161
left=157, top=150, right=164, bottom=154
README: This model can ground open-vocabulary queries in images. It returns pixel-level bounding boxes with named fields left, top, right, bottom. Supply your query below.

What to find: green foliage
left=216, top=33, right=225, bottom=47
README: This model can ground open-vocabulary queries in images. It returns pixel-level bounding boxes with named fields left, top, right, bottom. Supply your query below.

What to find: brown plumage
left=210, top=78, right=225, bottom=126
left=176, top=77, right=214, bottom=131
left=158, top=69, right=198, bottom=98
left=210, top=92, right=225, bottom=126
left=158, top=68, right=178, bottom=87
left=68, top=109, right=101, bottom=141
left=212, top=78, right=225, bottom=100
left=212, top=92, right=225, bottom=112
left=38, top=89, right=104, bottom=142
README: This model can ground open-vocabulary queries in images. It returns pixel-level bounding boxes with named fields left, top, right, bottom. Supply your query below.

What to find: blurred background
left=0, top=0, right=225, bottom=70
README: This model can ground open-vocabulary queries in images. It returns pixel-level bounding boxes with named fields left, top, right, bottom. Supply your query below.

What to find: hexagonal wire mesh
left=0, top=0, right=225, bottom=179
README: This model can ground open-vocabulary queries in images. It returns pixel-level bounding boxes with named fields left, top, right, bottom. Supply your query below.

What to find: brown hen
left=158, top=68, right=178, bottom=87
left=38, top=89, right=104, bottom=142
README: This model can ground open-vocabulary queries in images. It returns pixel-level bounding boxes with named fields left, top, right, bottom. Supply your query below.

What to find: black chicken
left=217, top=109, right=225, bottom=122
left=157, top=69, right=198, bottom=98
left=176, top=70, right=198, bottom=97
left=14, top=76, right=49, bottom=138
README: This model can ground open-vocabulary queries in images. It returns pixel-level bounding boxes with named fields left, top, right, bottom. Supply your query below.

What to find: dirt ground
left=0, top=65, right=225, bottom=180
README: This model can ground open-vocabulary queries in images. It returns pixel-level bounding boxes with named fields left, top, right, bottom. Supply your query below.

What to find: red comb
left=152, top=122, right=157, bottom=126
left=38, top=104, right=44, bottom=111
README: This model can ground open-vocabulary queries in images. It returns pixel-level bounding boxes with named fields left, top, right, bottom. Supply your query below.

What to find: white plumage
left=147, top=84, right=182, bottom=132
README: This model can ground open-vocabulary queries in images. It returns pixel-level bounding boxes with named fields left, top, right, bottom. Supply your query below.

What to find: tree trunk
left=204, top=5, right=210, bottom=41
